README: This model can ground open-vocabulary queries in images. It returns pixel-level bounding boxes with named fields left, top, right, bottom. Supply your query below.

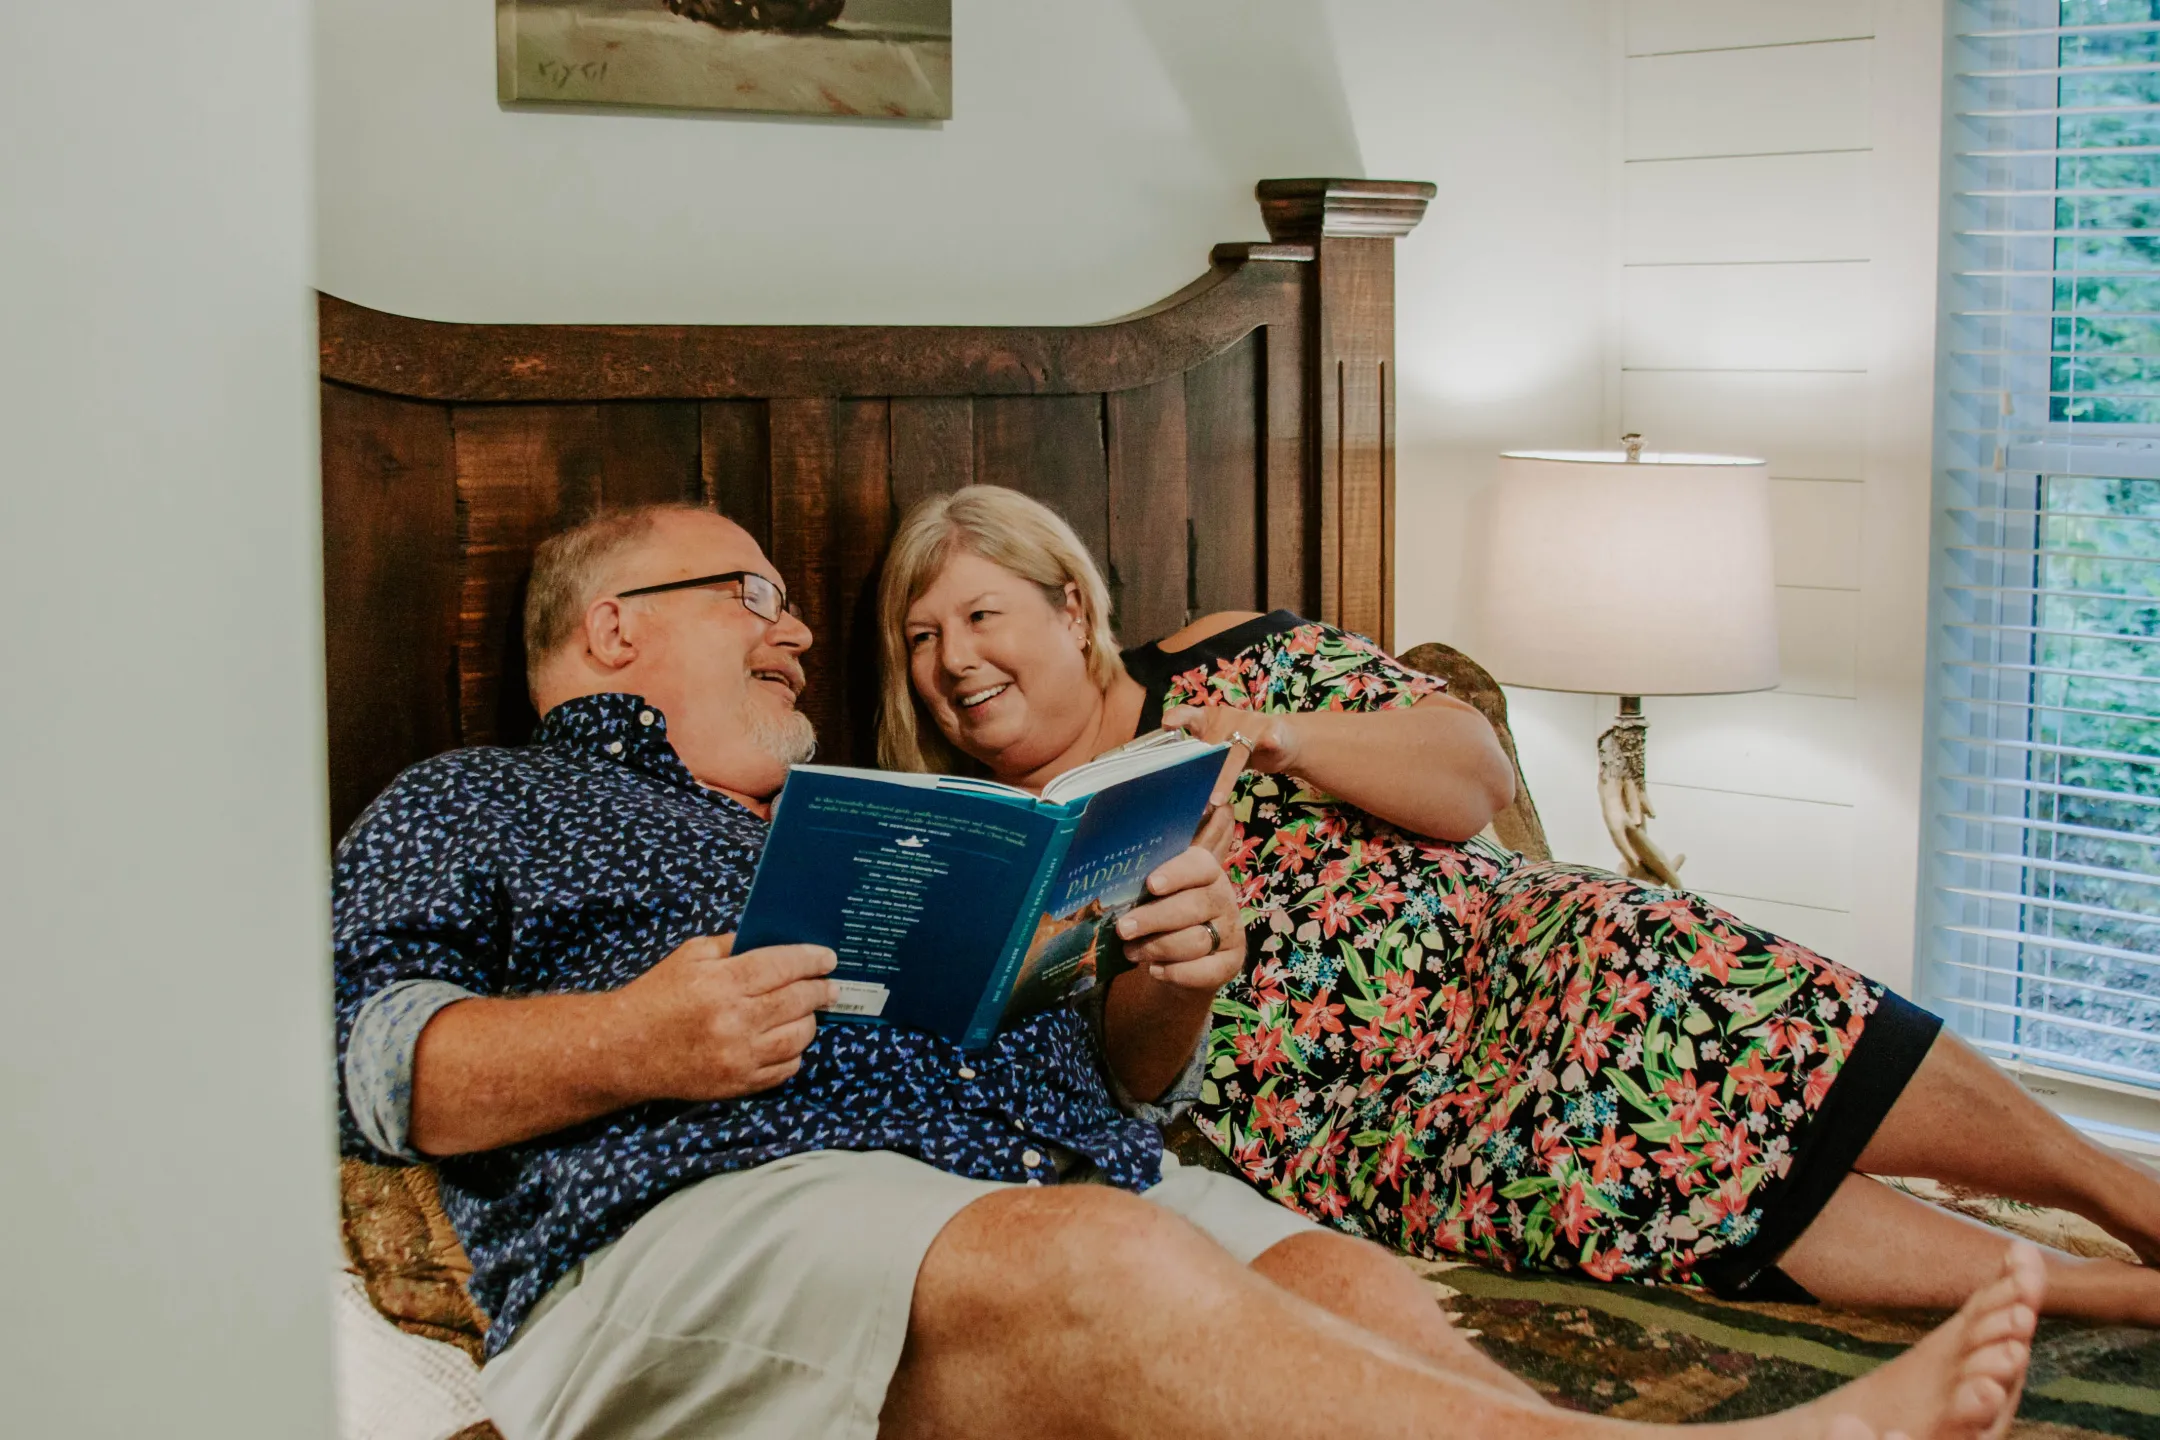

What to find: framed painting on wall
left=497, top=0, right=952, bottom=119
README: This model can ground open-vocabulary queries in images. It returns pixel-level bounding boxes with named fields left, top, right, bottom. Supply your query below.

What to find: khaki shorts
left=480, top=1149, right=1317, bottom=1440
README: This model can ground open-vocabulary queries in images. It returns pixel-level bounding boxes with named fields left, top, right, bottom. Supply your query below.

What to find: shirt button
left=606, top=740, right=624, bottom=755
left=1022, top=1149, right=1043, bottom=1169
left=957, top=1066, right=977, bottom=1081
left=638, top=710, right=655, bottom=726
left=1025, top=1177, right=1044, bottom=1188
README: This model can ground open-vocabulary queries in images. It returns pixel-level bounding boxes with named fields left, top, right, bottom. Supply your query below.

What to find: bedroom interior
left=8, top=2, right=2160, bottom=1437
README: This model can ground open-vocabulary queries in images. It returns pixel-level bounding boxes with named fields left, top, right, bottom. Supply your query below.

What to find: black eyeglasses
left=614, top=570, right=802, bottom=625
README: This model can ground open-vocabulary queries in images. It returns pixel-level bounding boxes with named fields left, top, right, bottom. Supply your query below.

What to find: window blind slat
left=1944, top=772, right=2160, bottom=809
left=1942, top=846, right=2160, bottom=889
left=1941, top=884, right=2160, bottom=928
left=1942, top=810, right=2160, bottom=849
left=1941, top=924, right=2160, bottom=969
left=1935, top=996, right=2160, bottom=1052
left=1934, top=961, right=2160, bottom=1018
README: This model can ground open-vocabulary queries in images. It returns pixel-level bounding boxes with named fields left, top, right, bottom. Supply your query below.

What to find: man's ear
left=584, top=596, right=639, bottom=673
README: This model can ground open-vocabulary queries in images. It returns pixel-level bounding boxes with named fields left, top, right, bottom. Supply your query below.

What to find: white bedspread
left=332, top=1271, right=492, bottom=1440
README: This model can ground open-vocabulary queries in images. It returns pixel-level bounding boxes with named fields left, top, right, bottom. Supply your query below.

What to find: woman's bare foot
left=1778, top=1242, right=2043, bottom=1440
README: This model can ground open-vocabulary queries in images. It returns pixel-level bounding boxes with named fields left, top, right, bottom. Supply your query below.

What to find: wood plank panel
left=1259, top=321, right=1311, bottom=614
left=1625, top=151, right=1872, bottom=264
left=767, top=399, right=895, bottom=766
left=1620, top=369, right=1870, bottom=479
left=701, top=400, right=771, bottom=550
left=1107, top=378, right=1191, bottom=644
left=1627, top=0, right=1874, bottom=57
left=1642, top=692, right=1859, bottom=805
left=830, top=399, right=895, bottom=767
left=598, top=402, right=702, bottom=509
left=1775, top=586, right=1859, bottom=698
left=1626, top=40, right=1873, bottom=160
left=1769, top=478, right=1864, bottom=590
left=450, top=405, right=579, bottom=748
left=1642, top=783, right=1856, bottom=911
left=768, top=399, right=841, bottom=756
left=319, top=383, right=459, bottom=842
left=1623, top=261, right=1872, bottom=371
left=972, top=394, right=1109, bottom=571
left=889, top=396, right=974, bottom=518
left=1185, top=334, right=1262, bottom=620
left=450, top=403, right=703, bottom=747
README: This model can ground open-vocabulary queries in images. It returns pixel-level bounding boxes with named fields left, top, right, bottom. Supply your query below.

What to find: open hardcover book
left=732, top=730, right=1229, bottom=1051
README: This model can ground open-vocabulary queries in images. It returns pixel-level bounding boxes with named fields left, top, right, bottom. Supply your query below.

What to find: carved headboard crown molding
left=1256, top=178, right=1437, bottom=242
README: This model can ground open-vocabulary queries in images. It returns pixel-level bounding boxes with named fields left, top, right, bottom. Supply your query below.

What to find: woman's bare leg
left=1251, top=1230, right=1546, bottom=1402
left=1855, top=1030, right=2160, bottom=1266
left=1780, top=1174, right=2160, bottom=1326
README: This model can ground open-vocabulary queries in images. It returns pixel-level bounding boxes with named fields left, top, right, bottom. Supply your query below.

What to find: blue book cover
left=732, top=734, right=1227, bottom=1050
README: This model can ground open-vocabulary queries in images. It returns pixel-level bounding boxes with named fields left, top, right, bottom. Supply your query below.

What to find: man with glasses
left=331, top=502, right=2035, bottom=1440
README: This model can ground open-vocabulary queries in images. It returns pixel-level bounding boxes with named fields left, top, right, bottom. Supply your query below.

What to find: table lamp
left=1473, top=437, right=1780, bottom=887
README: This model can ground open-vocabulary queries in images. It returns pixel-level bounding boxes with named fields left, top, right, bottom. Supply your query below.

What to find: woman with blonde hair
left=877, top=483, right=2160, bottom=1324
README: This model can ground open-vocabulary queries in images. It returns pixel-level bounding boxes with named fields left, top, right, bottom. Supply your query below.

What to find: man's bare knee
left=885, top=1185, right=1257, bottom=1437
left=913, top=1184, right=1234, bottom=1340
left=1252, top=1230, right=1436, bottom=1319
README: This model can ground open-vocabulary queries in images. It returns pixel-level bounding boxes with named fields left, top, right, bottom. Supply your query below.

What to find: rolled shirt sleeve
left=344, top=978, right=482, bottom=1161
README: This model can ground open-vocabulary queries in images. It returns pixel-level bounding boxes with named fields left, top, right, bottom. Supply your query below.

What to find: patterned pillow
left=338, top=1159, right=492, bottom=1364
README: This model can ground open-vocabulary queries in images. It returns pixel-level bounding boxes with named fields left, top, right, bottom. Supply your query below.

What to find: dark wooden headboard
left=319, top=177, right=1433, bottom=839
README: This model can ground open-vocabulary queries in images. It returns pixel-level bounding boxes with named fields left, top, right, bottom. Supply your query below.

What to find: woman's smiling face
left=903, top=547, right=1100, bottom=782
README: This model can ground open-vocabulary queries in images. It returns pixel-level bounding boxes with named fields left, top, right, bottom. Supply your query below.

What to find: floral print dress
left=1122, top=613, right=1939, bottom=1294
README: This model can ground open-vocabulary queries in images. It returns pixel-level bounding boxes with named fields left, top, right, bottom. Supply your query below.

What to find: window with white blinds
left=1934, top=0, right=2160, bottom=1091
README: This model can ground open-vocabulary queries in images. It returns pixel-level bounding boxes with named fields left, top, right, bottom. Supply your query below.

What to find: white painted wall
left=0, top=4, right=337, bottom=1437
left=318, top=0, right=1366, bottom=324
left=1331, top=1, right=1618, bottom=858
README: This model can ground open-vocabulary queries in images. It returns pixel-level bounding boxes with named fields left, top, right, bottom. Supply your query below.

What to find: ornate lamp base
left=1596, top=697, right=1686, bottom=889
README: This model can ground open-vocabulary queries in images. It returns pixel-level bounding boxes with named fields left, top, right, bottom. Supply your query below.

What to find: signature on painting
left=537, top=58, right=611, bottom=90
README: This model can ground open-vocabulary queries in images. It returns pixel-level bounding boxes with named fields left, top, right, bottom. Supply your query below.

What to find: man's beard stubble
left=743, top=696, right=818, bottom=767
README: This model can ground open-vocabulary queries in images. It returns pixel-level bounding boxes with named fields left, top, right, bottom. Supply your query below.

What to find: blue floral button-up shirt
left=332, top=693, right=1167, bottom=1357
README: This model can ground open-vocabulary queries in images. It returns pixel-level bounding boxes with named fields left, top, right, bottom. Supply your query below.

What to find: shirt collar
left=535, top=693, right=700, bottom=792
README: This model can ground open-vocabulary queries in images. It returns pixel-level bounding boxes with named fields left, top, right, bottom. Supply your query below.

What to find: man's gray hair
left=524, top=503, right=712, bottom=690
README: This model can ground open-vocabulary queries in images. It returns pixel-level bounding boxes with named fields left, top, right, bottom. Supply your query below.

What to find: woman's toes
left=1963, top=1305, right=2036, bottom=1351
left=1951, top=1374, right=2008, bottom=1427
left=1962, top=1337, right=2030, bottom=1386
left=2005, top=1241, right=2046, bottom=1309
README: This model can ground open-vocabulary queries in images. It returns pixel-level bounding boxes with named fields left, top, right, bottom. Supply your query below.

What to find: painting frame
left=496, top=0, right=953, bottom=120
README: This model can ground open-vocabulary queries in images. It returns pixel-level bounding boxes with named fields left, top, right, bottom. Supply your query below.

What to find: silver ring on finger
left=1202, top=918, right=1223, bottom=954
left=1228, top=730, right=1257, bottom=753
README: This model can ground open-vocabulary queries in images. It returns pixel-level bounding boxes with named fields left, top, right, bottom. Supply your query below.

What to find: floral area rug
left=1412, top=1180, right=2160, bottom=1436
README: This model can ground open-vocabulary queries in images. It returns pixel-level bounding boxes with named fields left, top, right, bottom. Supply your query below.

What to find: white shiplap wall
left=1505, top=0, right=1943, bottom=991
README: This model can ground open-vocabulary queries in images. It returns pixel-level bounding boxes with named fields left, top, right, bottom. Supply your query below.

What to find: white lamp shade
left=1475, top=450, right=1781, bottom=696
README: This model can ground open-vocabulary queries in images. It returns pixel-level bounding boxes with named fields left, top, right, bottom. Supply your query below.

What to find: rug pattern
left=1412, top=1180, right=2160, bottom=1436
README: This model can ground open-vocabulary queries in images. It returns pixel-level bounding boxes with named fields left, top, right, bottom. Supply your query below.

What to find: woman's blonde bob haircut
left=877, top=485, right=1126, bottom=775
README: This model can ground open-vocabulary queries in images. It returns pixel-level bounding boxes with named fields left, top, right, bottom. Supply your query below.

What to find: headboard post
left=1257, top=178, right=1435, bottom=652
